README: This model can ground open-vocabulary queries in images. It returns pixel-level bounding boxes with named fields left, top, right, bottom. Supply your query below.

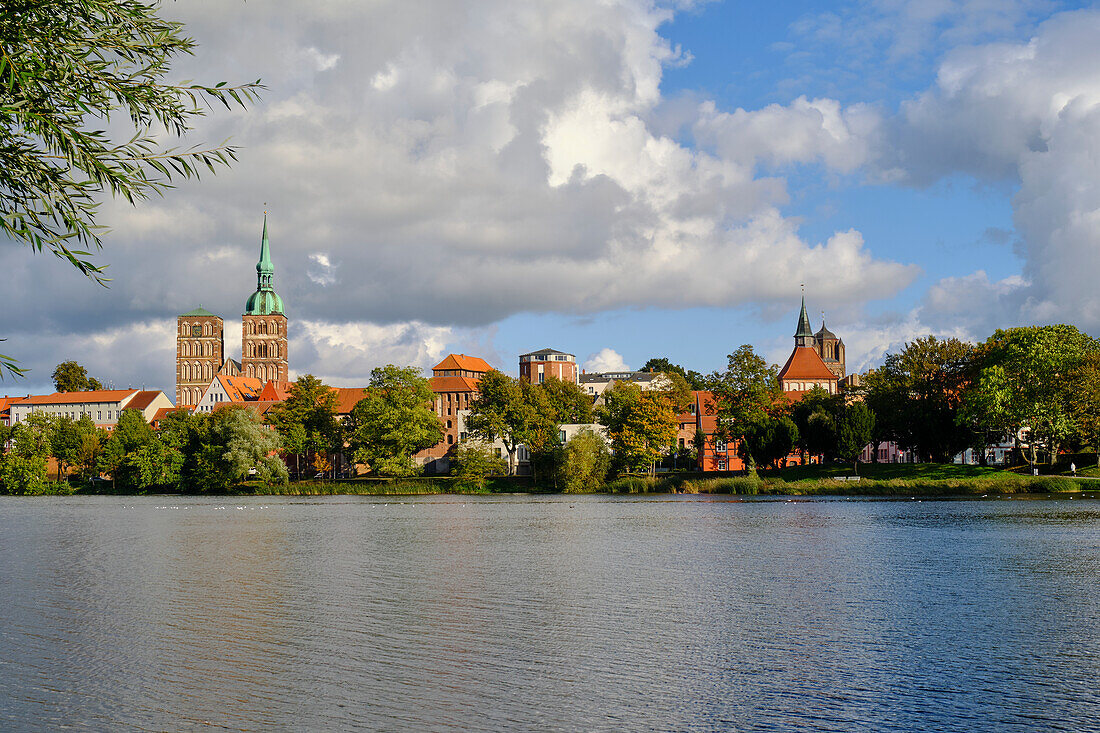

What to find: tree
left=558, top=428, right=611, bottom=493
left=596, top=381, right=681, bottom=475
left=194, top=405, right=284, bottom=492
left=51, top=361, right=103, bottom=392
left=51, top=414, right=98, bottom=480
left=864, top=336, right=976, bottom=463
left=267, top=375, right=341, bottom=476
left=642, top=358, right=707, bottom=390
left=790, top=386, right=842, bottom=462
left=963, top=325, right=1098, bottom=466
left=535, top=377, right=594, bottom=424
left=2, top=412, right=53, bottom=493
left=740, top=415, right=799, bottom=471
left=709, top=345, right=784, bottom=472
left=836, top=402, right=875, bottom=474
left=453, top=440, right=508, bottom=491
left=1067, top=352, right=1100, bottom=466
left=348, top=365, right=443, bottom=477
left=1, top=0, right=261, bottom=378
left=466, top=371, right=536, bottom=475
left=98, top=408, right=154, bottom=490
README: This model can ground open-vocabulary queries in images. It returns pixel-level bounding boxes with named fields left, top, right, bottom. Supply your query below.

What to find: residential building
left=519, top=348, right=578, bottom=384
left=676, top=390, right=746, bottom=473
left=580, top=370, right=672, bottom=399
left=9, top=389, right=173, bottom=429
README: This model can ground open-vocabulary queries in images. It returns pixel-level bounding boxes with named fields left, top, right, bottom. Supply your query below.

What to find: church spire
left=794, top=295, right=814, bottom=347
left=245, top=214, right=284, bottom=315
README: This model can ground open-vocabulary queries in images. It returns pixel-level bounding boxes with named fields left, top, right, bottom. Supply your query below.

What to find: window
left=98, top=411, right=102, bottom=420
left=494, top=448, right=502, bottom=459
left=447, top=420, right=452, bottom=428
left=715, top=439, right=726, bottom=452
left=559, top=430, right=567, bottom=443
left=447, top=434, right=453, bottom=445
left=717, top=459, right=727, bottom=471
left=679, top=438, right=685, bottom=448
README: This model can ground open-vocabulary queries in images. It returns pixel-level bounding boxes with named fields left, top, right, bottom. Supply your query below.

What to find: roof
left=258, top=380, right=291, bottom=402
left=815, top=319, right=838, bottom=340
left=332, top=387, right=368, bottom=415
left=795, top=296, right=813, bottom=339
left=151, top=406, right=189, bottom=424
left=214, top=375, right=265, bottom=402
left=430, top=375, right=482, bottom=393
left=778, top=346, right=837, bottom=381
left=432, top=354, right=493, bottom=373
left=181, top=306, right=217, bottom=318
left=127, top=390, right=163, bottom=411
left=13, top=389, right=137, bottom=406
left=520, top=348, right=573, bottom=358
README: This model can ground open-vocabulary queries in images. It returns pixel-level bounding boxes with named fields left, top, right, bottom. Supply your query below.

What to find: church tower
left=176, top=307, right=224, bottom=406
left=814, top=318, right=846, bottom=379
left=794, top=296, right=815, bottom=347
left=241, top=216, right=288, bottom=383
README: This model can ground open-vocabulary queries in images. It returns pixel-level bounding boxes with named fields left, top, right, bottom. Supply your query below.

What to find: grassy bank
left=233, top=475, right=536, bottom=496
left=603, top=471, right=1086, bottom=496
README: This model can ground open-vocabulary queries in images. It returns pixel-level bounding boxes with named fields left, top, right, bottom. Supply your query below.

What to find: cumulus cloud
left=584, top=348, right=629, bottom=373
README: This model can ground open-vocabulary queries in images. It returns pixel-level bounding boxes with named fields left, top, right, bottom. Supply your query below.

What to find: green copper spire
left=794, top=295, right=814, bottom=346
left=245, top=214, right=284, bottom=315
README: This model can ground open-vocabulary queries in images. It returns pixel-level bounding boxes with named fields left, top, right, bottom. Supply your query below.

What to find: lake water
left=1, top=494, right=1099, bottom=731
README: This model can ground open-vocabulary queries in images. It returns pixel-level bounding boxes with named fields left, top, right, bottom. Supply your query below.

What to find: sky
left=4, top=0, right=1100, bottom=397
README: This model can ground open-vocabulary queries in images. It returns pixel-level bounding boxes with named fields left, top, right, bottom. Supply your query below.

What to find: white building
left=9, top=389, right=173, bottom=429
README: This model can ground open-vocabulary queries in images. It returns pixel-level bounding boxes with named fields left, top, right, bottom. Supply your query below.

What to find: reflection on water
left=1, top=495, right=1099, bottom=731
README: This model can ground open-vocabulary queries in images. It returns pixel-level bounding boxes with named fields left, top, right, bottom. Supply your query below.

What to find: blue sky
left=5, top=0, right=1100, bottom=396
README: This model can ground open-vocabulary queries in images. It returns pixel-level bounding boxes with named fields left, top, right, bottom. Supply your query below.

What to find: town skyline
left=5, top=0, right=1100, bottom=398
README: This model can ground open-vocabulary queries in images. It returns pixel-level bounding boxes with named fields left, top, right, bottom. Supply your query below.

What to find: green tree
left=348, top=365, right=443, bottom=477
left=51, top=414, right=98, bottom=480
left=790, top=386, right=842, bottom=462
left=1067, top=352, right=1100, bottom=466
left=740, top=414, right=800, bottom=471
left=51, top=361, right=104, bottom=392
left=642, top=358, right=707, bottom=390
left=864, top=336, right=976, bottom=463
left=267, top=375, right=341, bottom=476
left=709, top=345, right=783, bottom=473
left=535, top=377, right=594, bottom=424
left=836, top=402, right=875, bottom=475
left=194, top=405, right=284, bottom=492
left=453, top=440, right=507, bottom=491
left=0, top=453, right=48, bottom=494
left=962, top=325, right=1098, bottom=466
left=466, top=371, right=536, bottom=475
left=558, top=428, right=611, bottom=493
left=98, top=408, right=155, bottom=490
left=0, top=0, right=261, bottom=378
left=596, top=381, right=681, bottom=475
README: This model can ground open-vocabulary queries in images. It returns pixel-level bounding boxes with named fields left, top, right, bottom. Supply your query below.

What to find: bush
left=1027, top=475, right=1077, bottom=492
left=0, top=454, right=49, bottom=495
left=559, top=429, right=611, bottom=493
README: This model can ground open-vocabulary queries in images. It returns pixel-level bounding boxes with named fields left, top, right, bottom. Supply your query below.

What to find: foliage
left=192, top=406, right=283, bottom=492
left=740, top=415, right=799, bottom=471
left=790, top=386, right=842, bottom=460
left=0, top=453, right=48, bottom=494
left=962, top=325, right=1098, bottom=465
left=51, top=414, right=100, bottom=479
left=836, top=402, right=876, bottom=473
left=558, top=428, right=611, bottom=493
left=466, top=370, right=537, bottom=475
left=51, top=361, right=103, bottom=392
left=98, top=408, right=155, bottom=490
left=535, top=377, right=594, bottom=424
left=864, top=336, right=975, bottom=462
left=596, top=381, right=681, bottom=474
left=642, top=358, right=707, bottom=390
left=709, top=345, right=783, bottom=471
left=1067, top=352, right=1100, bottom=466
left=348, top=365, right=442, bottom=477
left=267, top=374, right=342, bottom=471
left=453, top=440, right=507, bottom=491
left=0, top=0, right=261, bottom=379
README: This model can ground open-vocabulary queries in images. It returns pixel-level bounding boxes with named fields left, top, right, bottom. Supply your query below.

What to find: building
left=176, top=216, right=287, bottom=406
left=414, top=354, right=494, bottom=472
left=9, top=389, right=173, bottom=429
left=675, top=390, right=746, bottom=472
left=778, top=297, right=840, bottom=395
left=519, top=348, right=577, bottom=384
left=241, top=216, right=288, bottom=383
left=580, top=370, right=672, bottom=399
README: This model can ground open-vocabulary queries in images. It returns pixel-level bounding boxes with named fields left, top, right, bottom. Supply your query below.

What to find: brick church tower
left=241, top=215, right=288, bottom=383
left=176, top=308, right=224, bottom=406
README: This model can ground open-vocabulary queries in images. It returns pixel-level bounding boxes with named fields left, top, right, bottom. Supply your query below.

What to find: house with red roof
left=9, top=389, right=173, bottom=430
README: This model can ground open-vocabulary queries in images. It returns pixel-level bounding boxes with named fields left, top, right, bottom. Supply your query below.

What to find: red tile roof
left=258, top=380, right=291, bottom=402
left=430, top=375, right=482, bottom=393
left=778, top=347, right=837, bottom=381
left=432, top=354, right=493, bottom=373
left=13, top=389, right=137, bottom=406
left=127, top=390, right=163, bottom=411
left=332, top=387, right=368, bottom=415
left=216, top=376, right=265, bottom=402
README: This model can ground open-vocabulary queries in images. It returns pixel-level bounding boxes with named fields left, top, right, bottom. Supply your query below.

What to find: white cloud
left=584, top=348, right=629, bottom=373
left=307, top=253, right=336, bottom=286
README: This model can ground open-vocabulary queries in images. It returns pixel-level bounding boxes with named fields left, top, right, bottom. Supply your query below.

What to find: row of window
left=180, top=340, right=218, bottom=358
left=180, top=321, right=218, bottom=337
left=245, top=320, right=282, bottom=335
left=520, top=354, right=574, bottom=363
left=245, top=342, right=279, bottom=358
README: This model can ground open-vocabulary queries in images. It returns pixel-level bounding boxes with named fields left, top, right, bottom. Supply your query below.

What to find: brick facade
left=176, top=312, right=225, bottom=406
